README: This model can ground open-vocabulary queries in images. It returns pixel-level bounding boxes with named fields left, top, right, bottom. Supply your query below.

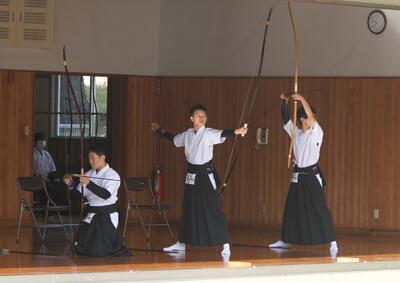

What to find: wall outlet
left=256, top=128, right=268, bottom=145
left=373, top=208, right=379, bottom=219
left=261, top=204, right=267, bottom=215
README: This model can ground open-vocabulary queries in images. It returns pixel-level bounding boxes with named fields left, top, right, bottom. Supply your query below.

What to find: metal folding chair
left=41, top=179, right=71, bottom=241
left=123, top=177, right=174, bottom=242
left=16, top=177, right=45, bottom=243
left=16, top=177, right=71, bottom=243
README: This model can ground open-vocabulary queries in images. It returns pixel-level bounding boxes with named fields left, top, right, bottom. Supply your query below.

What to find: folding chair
left=16, top=177, right=71, bottom=243
left=41, top=180, right=71, bottom=241
left=123, top=177, right=174, bottom=242
left=16, top=177, right=45, bottom=243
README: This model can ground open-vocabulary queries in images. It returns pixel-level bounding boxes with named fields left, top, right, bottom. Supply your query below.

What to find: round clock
left=367, top=10, right=386, bottom=34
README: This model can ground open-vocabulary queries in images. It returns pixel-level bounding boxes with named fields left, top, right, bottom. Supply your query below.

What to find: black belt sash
left=293, top=163, right=327, bottom=188
left=87, top=204, right=118, bottom=215
left=187, top=160, right=221, bottom=188
left=187, top=160, right=216, bottom=174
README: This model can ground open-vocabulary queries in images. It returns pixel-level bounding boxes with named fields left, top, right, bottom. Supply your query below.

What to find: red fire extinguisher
left=152, top=166, right=164, bottom=200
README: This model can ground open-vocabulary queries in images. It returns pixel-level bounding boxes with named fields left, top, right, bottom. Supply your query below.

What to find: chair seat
left=135, top=203, right=173, bottom=210
left=123, top=177, right=174, bottom=242
left=47, top=205, right=69, bottom=211
left=24, top=205, right=47, bottom=212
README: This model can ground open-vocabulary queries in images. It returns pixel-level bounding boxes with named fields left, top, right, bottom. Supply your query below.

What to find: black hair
left=297, top=106, right=316, bottom=120
left=189, top=104, right=207, bottom=115
left=88, top=144, right=108, bottom=158
left=34, top=132, right=45, bottom=142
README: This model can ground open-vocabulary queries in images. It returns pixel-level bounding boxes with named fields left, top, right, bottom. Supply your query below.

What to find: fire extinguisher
left=152, top=166, right=164, bottom=200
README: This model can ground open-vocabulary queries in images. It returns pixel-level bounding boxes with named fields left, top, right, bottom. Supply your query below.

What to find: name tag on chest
left=185, top=173, right=196, bottom=185
left=291, top=172, right=299, bottom=183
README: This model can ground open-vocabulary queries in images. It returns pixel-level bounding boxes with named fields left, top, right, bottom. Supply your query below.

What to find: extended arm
left=221, top=127, right=248, bottom=138
left=150, top=122, right=175, bottom=143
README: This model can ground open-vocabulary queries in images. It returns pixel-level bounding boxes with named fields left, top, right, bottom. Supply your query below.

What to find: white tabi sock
left=268, top=240, right=290, bottom=248
left=329, top=241, right=338, bottom=252
left=221, top=243, right=231, bottom=256
left=163, top=241, right=186, bottom=252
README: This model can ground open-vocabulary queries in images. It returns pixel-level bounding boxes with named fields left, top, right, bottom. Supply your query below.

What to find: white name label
left=291, top=172, right=299, bottom=183
left=185, top=173, right=196, bottom=185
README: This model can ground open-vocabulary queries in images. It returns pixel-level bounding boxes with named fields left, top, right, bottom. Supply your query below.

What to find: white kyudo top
left=75, top=164, right=121, bottom=228
left=173, top=126, right=226, bottom=165
left=284, top=120, right=323, bottom=168
left=32, top=148, right=56, bottom=178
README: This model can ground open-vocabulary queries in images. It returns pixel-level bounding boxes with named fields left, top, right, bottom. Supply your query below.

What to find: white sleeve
left=310, top=122, right=323, bottom=144
left=173, top=131, right=186, bottom=148
left=48, top=153, right=56, bottom=172
left=102, top=171, right=121, bottom=196
left=75, top=169, right=91, bottom=194
left=206, top=128, right=226, bottom=145
left=283, top=120, right=295, bottom=137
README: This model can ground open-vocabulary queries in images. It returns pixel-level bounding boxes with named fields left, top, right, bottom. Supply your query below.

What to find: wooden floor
left=2, top=222, right=400, bottom=276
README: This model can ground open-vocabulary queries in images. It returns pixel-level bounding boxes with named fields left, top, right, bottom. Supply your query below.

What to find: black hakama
left=76, top=204, right=132, bottom=256
left=178, top=161, right=229, bottom=246
left=281, top=164, right=336, bottom=245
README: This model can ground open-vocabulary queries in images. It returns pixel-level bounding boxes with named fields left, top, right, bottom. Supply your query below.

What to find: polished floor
left=2, top=221, right=400, bottom=276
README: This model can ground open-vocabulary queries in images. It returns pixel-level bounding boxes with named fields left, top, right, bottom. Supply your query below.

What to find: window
left=35, top=74, right=108, bottom=139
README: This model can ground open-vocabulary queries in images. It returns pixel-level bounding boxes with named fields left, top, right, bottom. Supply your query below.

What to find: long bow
left=220, top=1, right=278, bottom=194
left=63, top=46, right=84, bottom=176
left=287, top=0, right=299, bottom=168
left=63, top=46, right=85, bottom=244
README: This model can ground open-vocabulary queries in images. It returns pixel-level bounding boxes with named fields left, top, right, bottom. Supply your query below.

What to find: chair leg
left=162, top=210, right=174, bottom=241
left=16, top=202, right=24, bottom=243
left=39, top=243, right=46, bottom=254
left=135, top=206, right=147, bottom=241
left=123, top=204, right=130, bottom=240
left=29, top=206, right=44, bottom=242
left=57, top=211, right=71, bottom=242
left=42, top=205, right=49, bottom=241
left=146, top=209, right=155, bottom=241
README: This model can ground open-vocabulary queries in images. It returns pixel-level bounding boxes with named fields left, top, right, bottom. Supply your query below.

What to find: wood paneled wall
left=2, top=72, right=400, bottom=233
left=154, top=77, right=400, bottom=231
left=109, top=76, right=161, bottom=213
left=110, top=76, right=160, bottom=177
left=0, top=71, right=34, bottom=221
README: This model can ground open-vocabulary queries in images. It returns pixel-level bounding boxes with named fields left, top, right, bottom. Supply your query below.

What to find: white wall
left=158, top=0, right=400, bottom=77
left=0, top=0, right=160, bottom=75
left=1, top=0, right=400, bottom=76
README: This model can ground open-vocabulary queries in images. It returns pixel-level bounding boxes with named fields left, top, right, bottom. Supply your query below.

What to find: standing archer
left=269, top=94, right=338, bottom=253
left=150, top=103, right=247, bottom=257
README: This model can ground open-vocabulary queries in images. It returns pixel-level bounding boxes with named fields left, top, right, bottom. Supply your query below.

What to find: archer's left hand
left=235, top=127, right=248, bottom=136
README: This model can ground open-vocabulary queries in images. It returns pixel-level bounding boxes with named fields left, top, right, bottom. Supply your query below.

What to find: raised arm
left=291, top=94, right=317, bottom=128
left=280, top=93, right=290, bottom=125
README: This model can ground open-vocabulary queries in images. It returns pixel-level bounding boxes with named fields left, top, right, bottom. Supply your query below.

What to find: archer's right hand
left=150, top=122, right=161, bottom=132
left=63, top=174, right=73, bottom=186
left=280, top=93, right=289, bottom=102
